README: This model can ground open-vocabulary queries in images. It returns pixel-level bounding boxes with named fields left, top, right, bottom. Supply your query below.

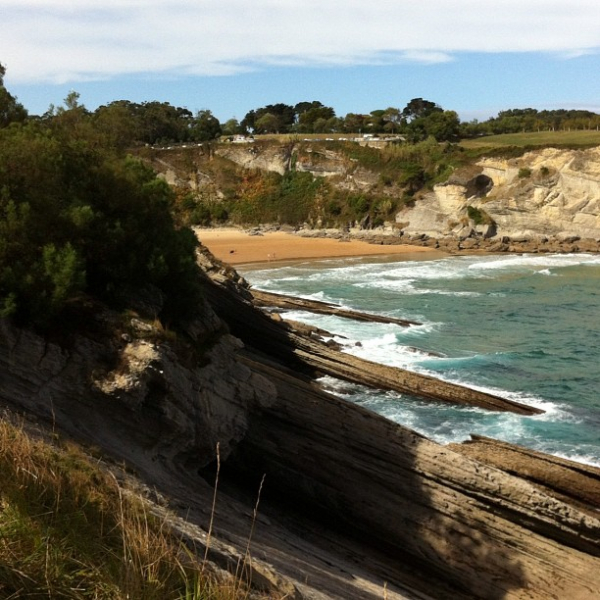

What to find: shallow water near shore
left=240, top=252, right=600, bottom=467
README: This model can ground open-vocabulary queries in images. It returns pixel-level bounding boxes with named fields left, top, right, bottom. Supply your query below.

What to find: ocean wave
left=243, top=252, right=600, bottom=468
left=467, top=253, right=600, bottom=273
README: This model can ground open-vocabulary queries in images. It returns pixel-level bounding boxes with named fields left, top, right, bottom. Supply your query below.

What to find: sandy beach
left=195, top=227, right=439, bottom=265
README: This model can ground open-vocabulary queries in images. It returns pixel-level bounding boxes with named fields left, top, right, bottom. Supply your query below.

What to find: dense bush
left=0, top=121, right=202, bottom=327
left=226, top=169, right=322, bottom=225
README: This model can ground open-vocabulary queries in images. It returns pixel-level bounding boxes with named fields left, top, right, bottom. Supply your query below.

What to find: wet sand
left=195, top=228, right=439, bottom=265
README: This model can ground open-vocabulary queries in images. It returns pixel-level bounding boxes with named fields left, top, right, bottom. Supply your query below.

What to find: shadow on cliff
left=201, top=274, right=531, bottom=599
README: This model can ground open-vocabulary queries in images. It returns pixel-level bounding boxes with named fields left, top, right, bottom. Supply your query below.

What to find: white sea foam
left=553, top=452, right=600, bottom=468
left=468, top=253, right=600, bottom=273
left=243, top=252, right=600, bottom=467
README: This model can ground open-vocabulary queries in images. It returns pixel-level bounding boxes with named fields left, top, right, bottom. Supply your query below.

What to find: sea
left=239, top=251, right=600, bottom=467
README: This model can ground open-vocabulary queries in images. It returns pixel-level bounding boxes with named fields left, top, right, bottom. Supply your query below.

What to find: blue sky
left=2, top=1, right=600, bottom=122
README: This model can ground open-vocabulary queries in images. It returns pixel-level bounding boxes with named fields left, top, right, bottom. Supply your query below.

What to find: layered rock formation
left=1, top=245, right=599, bottom=598
left=147, top=141, right=600, bottom=252
left=399, top=147, right=600, bottom=248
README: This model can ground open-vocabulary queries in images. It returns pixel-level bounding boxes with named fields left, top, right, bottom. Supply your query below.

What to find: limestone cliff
left=399, top=147, right=600, bottom=245
left=144, top=142, right=600, bottom=250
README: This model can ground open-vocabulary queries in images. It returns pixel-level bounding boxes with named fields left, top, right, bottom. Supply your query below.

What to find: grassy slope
left=0, top=418, right=257, bottom=599
left=460, top=130, right=600, bottom=149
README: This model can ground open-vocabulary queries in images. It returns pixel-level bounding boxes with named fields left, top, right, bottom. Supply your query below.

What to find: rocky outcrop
left=232, top=354, right=600, bottom=599
left=399, top=146, right=600, bottom=246
left=143, top=141, right=600, bottom=251
left=2, top=245, right=599, bottom=598
left=216, top=144, right=291, bottom=176
left=0, top=304, right=276, bottom=475
left=198, top=255, right=541, bottom=414
left=450, top=435, right=600, bottom=512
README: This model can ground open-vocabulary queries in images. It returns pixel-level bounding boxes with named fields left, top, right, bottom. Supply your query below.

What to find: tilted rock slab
left=450, top=434, right=600, bottom=512
left=233, top=355, right=600, bottom=599
left=203, top=270, right=542, bottom=415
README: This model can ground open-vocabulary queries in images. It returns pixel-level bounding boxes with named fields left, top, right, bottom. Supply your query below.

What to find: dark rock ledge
left=251, top=289, right=421, bottom=327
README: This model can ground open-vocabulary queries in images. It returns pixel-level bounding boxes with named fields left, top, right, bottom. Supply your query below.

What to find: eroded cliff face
left=399, top=147, right=600, bottom=244
left=151, top=142, right=385, bottom=196
left=147, top=142, right=600, bottom=249
left=0, top=292, right=276, bottom=477
left=2, top=244, right=600, bottom=599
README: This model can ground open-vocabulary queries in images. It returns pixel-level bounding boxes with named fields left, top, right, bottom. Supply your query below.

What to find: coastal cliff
left=2, top=245, right=599, bottom=598
left=399, top=146, right=600, bottom=247
left=144, top=141, right=600, bottom=252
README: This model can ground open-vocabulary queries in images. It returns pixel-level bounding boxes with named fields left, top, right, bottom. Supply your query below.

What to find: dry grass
left=0, top=418, right=265, bottom=599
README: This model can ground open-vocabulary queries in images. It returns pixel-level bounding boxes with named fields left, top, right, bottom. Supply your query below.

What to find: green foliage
left=227, top=169, right=322, bottom=225
left=0, top=118, right=202, bottom=327
left=466, top=205, right=493, bottom=226
left=347, top=194, right=370, bottom=218
left=0, top=63, right=27, bottom=128
left=191, top=109, right=222, bottom=142
left=518, top=167, right=532, bottom=178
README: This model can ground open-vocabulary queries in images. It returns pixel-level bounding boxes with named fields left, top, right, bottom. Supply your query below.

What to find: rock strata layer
left=232, top=354, right=600, bottom=599
left=1, top=244, right=599, bottom=598
left=450, top=435, right=600, bottom=513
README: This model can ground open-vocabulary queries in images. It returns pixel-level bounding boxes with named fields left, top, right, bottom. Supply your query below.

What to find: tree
left=221, top=118, right=242, bottom=136
left=294, top=101, right=336, bottom=133
left=0, top=63, right=28, bottom=127
left=342, top=113, right=369, bottom=133
left=422, top=110, right=461, bottom=142
left=382, top=107, right=403, bottom=133
left=191, top=109, right=221, bottom=142
left=367, top=110, right=386, bottom=133
left=136, top=102, right=193, bottom=145
left=402, top=98, right=442, bottom=122
left=254, top=112, right=281, bottom=134
left=241, top=103, right=296, bottom=134
left=0, top=116, right=201, bottom=326
left=94, top=101, right=141, bottom=149
left=296, top=104, right=336, bottom=133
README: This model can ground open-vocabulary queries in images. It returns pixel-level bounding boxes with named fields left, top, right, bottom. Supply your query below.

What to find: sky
left=2, top=1, right=600, bottom=123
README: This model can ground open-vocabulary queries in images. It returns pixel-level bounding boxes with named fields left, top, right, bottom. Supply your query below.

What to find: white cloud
left=2, top=0, right=600, bottom=84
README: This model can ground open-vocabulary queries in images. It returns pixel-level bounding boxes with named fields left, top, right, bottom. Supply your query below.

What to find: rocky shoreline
left=1, top=243, right=599, bottom=598
left=294, top=226, right=600, bottom=255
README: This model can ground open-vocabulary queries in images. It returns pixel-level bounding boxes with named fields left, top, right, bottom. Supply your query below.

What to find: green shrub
left=518, top=167, right=532, bottom=178
left=467, top=205, right=494, bottom=225
left=0, top=122, right=202, bottom=327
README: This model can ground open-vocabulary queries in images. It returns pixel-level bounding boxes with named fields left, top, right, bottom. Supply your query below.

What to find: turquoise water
left=240, top=253, right=600, bottom=466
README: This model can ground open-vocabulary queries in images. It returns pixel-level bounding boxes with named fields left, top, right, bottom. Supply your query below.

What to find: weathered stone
left=449, top=435, right=600, bottom=512
left=2, top=244, right=599, bottom=599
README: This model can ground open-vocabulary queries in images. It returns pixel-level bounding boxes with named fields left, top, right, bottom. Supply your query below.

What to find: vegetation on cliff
left=147, top=136, right=475, bottom=230
left=0, top=419, right=257, bottom=599
left=3, top=61, right=600, bottom=325
left=0, top=94, right=202, bottom=328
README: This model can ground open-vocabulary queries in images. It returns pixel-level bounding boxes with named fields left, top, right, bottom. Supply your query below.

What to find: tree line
left=7, top=59, right=599, bottom=328
left=3, top=62, right=600, bottom=147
